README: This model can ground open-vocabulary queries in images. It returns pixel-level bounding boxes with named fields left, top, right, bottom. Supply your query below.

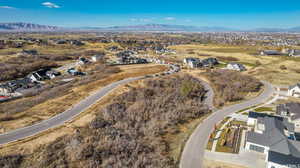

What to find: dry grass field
left=169, top=44, right=300, bottom=85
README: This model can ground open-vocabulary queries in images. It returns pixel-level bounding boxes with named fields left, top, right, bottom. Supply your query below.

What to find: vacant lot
left=201, top=69, right=262, bottom=107
left=169, top=44, right=300, bottom=85
left=0, top=74, right=210, bottom=168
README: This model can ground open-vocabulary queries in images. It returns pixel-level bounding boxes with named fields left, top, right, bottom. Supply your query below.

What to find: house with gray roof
left=245, top=112, right=300, bottom=168
left=227, top=62, right=247, bottom=71
left=277, top=103, right=300, bottom=132
left=183, top=57, right=202, bottom=68
left=260, top=50, right=282, bottom=56
left=289, top=49, right=300, bottom=57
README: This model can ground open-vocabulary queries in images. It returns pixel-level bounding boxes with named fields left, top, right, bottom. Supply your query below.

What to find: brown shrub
left=0, top=155, right=23, bottom=168
left=202, top=69, right=262, bottom=107
left=13, top=75, right=209, bottom=168
left=217, top=56, right=239, bottom=62
left=279, top=65, right=287, bottom=70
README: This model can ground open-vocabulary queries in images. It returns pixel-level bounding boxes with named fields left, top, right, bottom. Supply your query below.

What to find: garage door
left=249, top=144, right=264, bottom=153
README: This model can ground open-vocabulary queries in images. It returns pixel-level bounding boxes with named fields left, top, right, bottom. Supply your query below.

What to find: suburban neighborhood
left=1, top=2, right=300, bottom=167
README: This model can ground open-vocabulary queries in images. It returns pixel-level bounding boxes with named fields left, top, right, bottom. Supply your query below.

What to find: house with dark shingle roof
left=276, top=103, right=300, bottom=132
left=245, top=112, right=300, bottom=168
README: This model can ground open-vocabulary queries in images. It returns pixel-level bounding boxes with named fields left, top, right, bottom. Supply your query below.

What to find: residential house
left=227, top=62, right=246, bottom=71
left=56, top=40, right=67, bottom=45
left=28, top=69, right=50, bottom=82
left=78, top=57, right=89, bottom=65
left=245, top=112, right=300, bottom=168
left=183, top=58, right=202, bottom=68
left=67, top=68, right=85, bottom=76
left=117, top=56, right=147, bottom=64
left=70, top=40, right=84, bottom=46
left=0, top=84, right=13, bottom=95
left=46, top=70, right=61, bottom=79
left=289, top=49, right=300, bottom=57
left=116, top=50, right=135, bottom=58
left=276, top=103, right=300, bottom=132
left=288, top=83, right=300, bottom=98
left=201, top=58, right=219, bottom=67
left=260, top=50, right=282, bottom=56
left=19, top=49, right=38, bottom=56
left=0, top=78, right=33, bottom=96
left=91, top=55, right=104, bottom=62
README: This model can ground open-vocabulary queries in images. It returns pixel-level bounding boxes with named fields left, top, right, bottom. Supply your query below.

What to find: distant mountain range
left=78, top=24, right=237, bottom=32
left=251, top=27, right=300, bottom=32
left=0, top=23, right=60, bottom=31
left=1, top=22, right=300, bottom=33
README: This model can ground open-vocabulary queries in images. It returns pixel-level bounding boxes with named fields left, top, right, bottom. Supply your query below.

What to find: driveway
left=180, top=81, right=275, bottom=168
left=204, top=150, right=266, bottom=168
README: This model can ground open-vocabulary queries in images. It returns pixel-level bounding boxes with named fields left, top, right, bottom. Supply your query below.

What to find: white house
left=91, top=55, right=104, bottom=62
left=288, top=83, right=300, bottom=98
left=227, top=63, right=246, bottom=71
left=183, top=58, right=201, bottom=68
left=0, top=85, right=12, bottom=95
left=289, top=49, right=300, bottom=57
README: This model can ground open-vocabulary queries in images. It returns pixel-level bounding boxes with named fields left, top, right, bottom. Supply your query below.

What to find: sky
left=0, top=0, right=300, bottom=29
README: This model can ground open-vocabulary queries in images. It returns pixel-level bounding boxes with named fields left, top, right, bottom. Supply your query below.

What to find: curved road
left=0, top=76, right=144, bottom=145
left=0, top=64, right=179, bottom=145
left=180, top=81, right=275, bottom=168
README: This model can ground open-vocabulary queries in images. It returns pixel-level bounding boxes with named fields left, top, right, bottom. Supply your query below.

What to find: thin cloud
left=0, top=6, right=15, bottom=9
left=164, top=17, right=175, bottom=21
left=42, top=2, right=60, bottom=8
left=130, top=18, right=152, bottom=22
left=130, top=18, right=138, bottom=22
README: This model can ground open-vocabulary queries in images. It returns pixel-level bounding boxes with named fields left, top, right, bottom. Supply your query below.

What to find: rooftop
left=247, top=115, right=300, bottom=163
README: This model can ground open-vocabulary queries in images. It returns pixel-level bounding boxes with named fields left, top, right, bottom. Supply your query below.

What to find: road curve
left=0, top=64, right=180, bottom=145
left=180, top=81, right=275, bottom=168
left=0, top=76, right=146, bottom=145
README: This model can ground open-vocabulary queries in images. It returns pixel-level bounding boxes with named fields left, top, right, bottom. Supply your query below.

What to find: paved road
left=0, top=76, right=145, bottom=145
left=0, top=64, right=179, bottom=145
left=180, top=81, right=275, bottom=168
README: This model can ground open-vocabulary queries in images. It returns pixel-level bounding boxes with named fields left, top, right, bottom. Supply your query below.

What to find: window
left=249, top=144, right=264, bottom=153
